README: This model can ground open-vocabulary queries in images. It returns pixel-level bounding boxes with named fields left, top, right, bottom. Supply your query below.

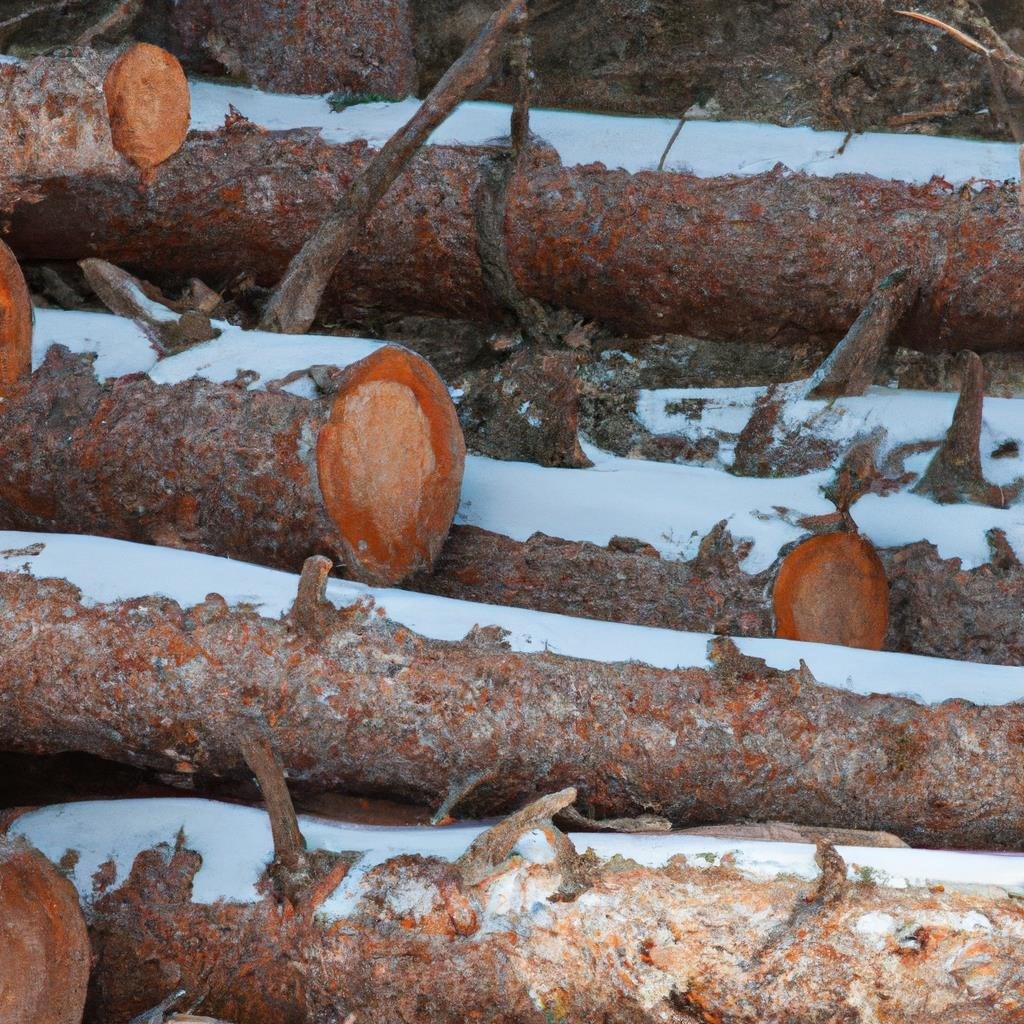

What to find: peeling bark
left=7, top=129, right=1024, bottom=351
left=3, top=557, right=1024, bottom=847
left=0, top=346, right=464, bottom=583
left=12, top=799, right=1024, bottom=1023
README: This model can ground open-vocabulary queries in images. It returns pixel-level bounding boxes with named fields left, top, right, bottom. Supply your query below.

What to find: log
left=0, top=343, right=464, bottom=583
left=7, top=122, right=1024, bottom=350
left=9, top=796, right=1024, bottom=1023
left=3, top=532, right=1024, bottom=848
left=0, top=837, right=91, bottom=1024
left=773, top=531, right=890, bottom=649
left=0, top=43, right=189, bottom=181
left=0, top=238, right=31, bottom=388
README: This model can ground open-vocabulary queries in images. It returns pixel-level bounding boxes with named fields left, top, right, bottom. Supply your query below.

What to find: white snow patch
left=4, top=532, right=1024, bottom=705
left=187, top=80, right=1021, bottom=185
left=11, top=799, right=1024, bottom=923
left=32, top=309, right=156, bottom=380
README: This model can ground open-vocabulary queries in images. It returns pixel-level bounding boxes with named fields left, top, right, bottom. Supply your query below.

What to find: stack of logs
left=2, top=1, right=1024, bottom=1022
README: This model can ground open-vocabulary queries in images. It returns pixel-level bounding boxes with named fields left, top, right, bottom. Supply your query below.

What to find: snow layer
left=187, top=79, right=1021, bottom=185
left=635, top=384, right=1024, bottom=568
left=11, top=798, right=1024, bottom=922
left=4, top=531, right=1024, bottom=706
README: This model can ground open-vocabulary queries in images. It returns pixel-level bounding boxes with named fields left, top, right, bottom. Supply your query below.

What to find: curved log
left=0, top=345, right=464, bottom=583
left=5, top=126, right=1024, bottom=350
left=0, top=838, right=91, bottom=1024
left=2, top=534, right=1024, bottom=848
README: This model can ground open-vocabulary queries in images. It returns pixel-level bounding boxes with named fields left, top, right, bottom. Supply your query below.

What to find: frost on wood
left=0, top=344, right=464, bottom=584
left=0, top=837, right=90, bottom=1024
left=5, top=548, right=1024, bottom=847
left=10, top=797, right=1024, bottom=1023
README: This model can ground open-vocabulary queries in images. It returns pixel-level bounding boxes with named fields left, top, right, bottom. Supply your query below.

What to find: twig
left=656, top=118, right=685, bottom=171
left=75, top=0, right=142, bottom=47
left=237, top=720, right=306, bottom=877
left=430, top=766, right=499, bottom=825
left=457, top=787, right=576, bottom=885
left=509, top=13, right=531, bottom=154
left=556, top=805, right=673, bottom=833
left=128, top=989, right=186, bottom=1024
left=803, top=267, right=917, bottom=399
left=0, top=2, right=79, bottom=48
left=259, top=0, right=527, bottom=335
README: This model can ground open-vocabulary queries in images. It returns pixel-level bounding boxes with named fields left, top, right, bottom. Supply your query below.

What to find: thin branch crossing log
left=10, top=125, right=1024, bottom=349
left=3, top=538, right=1024, bottom=848
left=0, top=346, right=464, bottom=583
left=0, top=44, right=189, bottom=183
left=8, top=796, right=1024, bottom=1023
left=259, top=0, right=526, bottom=334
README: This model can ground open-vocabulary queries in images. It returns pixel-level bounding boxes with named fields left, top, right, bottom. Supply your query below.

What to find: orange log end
left=317, top=345, right=466, bottom=585
left=0, top=239, right=32, bottom=389
left=103, top=43, right=190, bottom=174
left=0, top=840, right=90, bottom=1024
left=773, top=532, right=889, bottom=650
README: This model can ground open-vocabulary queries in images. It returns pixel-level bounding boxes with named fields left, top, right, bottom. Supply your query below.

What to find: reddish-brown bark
left=773, top=532, right=890, bottom=649
left=2, top=563, right=1024, bottom=848
left=0, top=345, right=464, bottom=583
left=5, top=130, right=1024, bottom=351
left=0, top=838, right=91, bottom=1024
left=0, top=238, right=31, bottom=389
left=9, top=802, right=1023, bottom=1024
left=162, top=0, right=416, bottom=97
left=0, top=44, right=189, bottom=185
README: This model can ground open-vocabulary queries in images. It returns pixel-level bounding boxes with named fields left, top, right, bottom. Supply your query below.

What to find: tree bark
left=0, top=345, right=464, bottom=583
left=8, top=798, right=1024, bottom=1023
left=2, top=544, right=1024, bottom=848
left=6, top=127, right=1024, bottom=351
left=0, top=44, right=189, bottom=183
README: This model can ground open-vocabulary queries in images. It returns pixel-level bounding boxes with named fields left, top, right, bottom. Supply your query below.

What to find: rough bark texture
left=4, top=564, right=1024, bottom=848
left=0, top=44, right=188, bottom=187
left=411, top=525, right=1024, bottom=666
left=158, top=0, right=416, bottom=97
left=18, top=812, right=1024, bottom=1023
left=0, top=838, right=91, bottom=1024
left=415, top=0, right=1006, bottom=136
left=8, top=129, right=1024, bottom=351
left=0, top=346, right=464, bottom=584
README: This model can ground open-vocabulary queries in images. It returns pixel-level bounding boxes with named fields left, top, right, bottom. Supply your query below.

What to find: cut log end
left=0, top=839, right=90, bottom=1024
left=103, top=43, right=190, bottom=175
left=773, top=532, right=889, bottom=650
left=317, top=345, right=466, bottom=585
left=0, top=239, right=32, bottom=389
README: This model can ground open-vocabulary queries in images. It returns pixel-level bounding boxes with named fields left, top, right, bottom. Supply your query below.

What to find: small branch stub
left=0, top=239, right=32, bottom=389
left=103, top=43, right=191, bottom=176
left=773, top=532, right=889, bottom=649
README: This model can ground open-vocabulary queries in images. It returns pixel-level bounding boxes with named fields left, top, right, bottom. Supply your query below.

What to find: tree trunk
left=5, top=127, right=1024, bottom=350
left=2, top=537, right=1024, bottom=849
left=0, top=43, right=189, bottom=182
left=7, top=796, right=1024, bottom=1023
left=0, top=345, right=464, bottom=583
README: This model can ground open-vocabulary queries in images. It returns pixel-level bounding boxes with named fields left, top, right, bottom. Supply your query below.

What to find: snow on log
left=4, top=532, right=1024, bottom=847
left=0, top=334, right=464, bottom=583
left=0, top=43, right=189, bottom=183
left=773, top=532, right=889, bottom=649
left=8, top=797, right=1024, bottom=1022
left=0, top=238, right=31, bottom=388
left=0, top=837, right=90, bottom=1024
left=6, top=91, right=1024, bottom=349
